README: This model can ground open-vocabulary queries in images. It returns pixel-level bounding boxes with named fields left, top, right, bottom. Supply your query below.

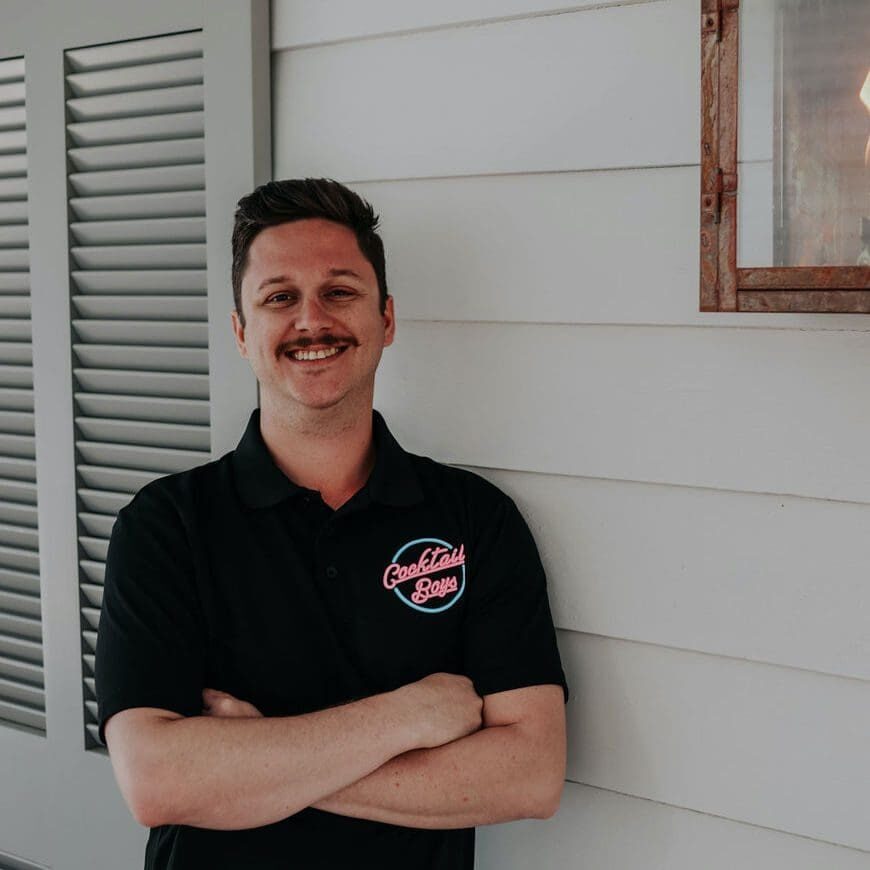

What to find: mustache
left=280, top=336, right=357, bottom=354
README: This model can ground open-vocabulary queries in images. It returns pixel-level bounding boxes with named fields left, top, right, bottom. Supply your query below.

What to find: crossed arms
left=104, top=676, right=567, bottom=831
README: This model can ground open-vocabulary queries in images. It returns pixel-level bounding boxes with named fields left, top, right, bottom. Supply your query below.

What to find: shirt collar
left=231, top=407, right=424, bottom=510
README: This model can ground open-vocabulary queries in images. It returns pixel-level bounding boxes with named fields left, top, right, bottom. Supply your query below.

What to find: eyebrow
left=256, top=268, right=364, bottom=294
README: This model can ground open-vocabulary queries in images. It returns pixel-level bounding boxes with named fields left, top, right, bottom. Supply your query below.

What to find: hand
left=201, top=687, right=264, bottom=718
left=398, top=672, right=483, bottom=749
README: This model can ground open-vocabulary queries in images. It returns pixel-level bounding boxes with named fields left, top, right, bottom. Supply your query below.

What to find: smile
left=284, top=345, right=349, bottom=363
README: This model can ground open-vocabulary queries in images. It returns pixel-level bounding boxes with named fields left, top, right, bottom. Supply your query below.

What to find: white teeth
left=291, top=346, right=342, bottom=361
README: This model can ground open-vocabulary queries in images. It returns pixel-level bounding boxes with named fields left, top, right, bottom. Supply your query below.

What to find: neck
left=258, top=393, right=376, bottom=509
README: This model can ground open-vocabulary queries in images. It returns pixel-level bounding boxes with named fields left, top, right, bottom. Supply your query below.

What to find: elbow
left=535, top=777, right=564, bottom=819
left=129, top=768, right=172, bottom=829
left=526, top=763, right=565, bottom=820
left=113, top=747, right=174, bottom=829
left=137, top=787, right=171, bottom=829
left=109, top=753, right=165, bottom=829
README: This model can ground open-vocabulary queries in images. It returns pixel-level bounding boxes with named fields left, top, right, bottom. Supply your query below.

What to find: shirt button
left=325, top=565, right=339, bottom=579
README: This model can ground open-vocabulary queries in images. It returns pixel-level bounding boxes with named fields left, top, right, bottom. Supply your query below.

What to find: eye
left=266, top=292, right=293, bottom=304
left=327, top=288, right=355, bottom=298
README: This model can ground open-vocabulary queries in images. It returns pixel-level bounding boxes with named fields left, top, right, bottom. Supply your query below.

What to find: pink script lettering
left=411, top=575, right=459, bottom=604
left=383, top=544, right=465, bottom=590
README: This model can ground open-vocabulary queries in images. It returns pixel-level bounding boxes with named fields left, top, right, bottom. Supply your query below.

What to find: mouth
left=283, top=345, right=350, bottom=365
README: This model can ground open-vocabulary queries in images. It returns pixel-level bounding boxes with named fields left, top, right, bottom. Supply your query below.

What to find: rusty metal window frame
left=699, top=0, right=870, bottom=313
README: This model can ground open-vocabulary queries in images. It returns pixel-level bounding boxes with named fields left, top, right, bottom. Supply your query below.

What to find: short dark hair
left=231, top=178, right=388, bottom=327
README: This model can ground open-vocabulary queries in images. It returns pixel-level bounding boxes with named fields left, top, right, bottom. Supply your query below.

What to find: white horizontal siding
left=271, top=0, right=662, bottom=49
left=350, top=172, right=870, bottom=331
left=469, top=467, right=870, bottom=681
left=375, top=322, right=870, bottom=504
left=271, top=0, right=868, bottom=865
left=477, top=781, right=870, bottom=870
left=559, top=632, right=869, bottom=851
left=273, top=0, right=698, bottom=180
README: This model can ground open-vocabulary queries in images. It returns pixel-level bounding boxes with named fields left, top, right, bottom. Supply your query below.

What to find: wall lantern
left=700, top=0, right=870, bottom=312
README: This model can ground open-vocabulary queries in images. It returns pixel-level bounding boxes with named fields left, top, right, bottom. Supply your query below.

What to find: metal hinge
left=702, top=168, right=738, bottom=225
left=702, top=0, right=740, bottom=42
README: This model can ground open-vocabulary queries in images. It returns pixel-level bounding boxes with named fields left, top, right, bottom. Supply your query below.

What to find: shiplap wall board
left=375, top=323, right=870, bottom=505
left=474, top=467, right=870, bottom=682
left=477, top=783, right=870, bottom=870
left=272, top=0, right=699, bottom=180
left=559, top=632, right=869, bottom=852
left=272, top=0, right=665, bottom=49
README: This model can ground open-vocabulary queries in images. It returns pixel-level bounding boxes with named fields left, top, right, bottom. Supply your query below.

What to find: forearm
left=144, top=690, right=418, bottom=831
left=311, top=723, right=552, bottom=829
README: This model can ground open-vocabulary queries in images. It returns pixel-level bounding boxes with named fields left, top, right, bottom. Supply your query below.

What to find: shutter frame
left=65, top=30, right=212, bottom=751
left=0, top=54, right=44, bottom=738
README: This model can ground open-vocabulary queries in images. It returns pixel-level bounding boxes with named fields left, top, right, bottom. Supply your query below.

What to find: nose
left=293, top=292, right=333, bottom=333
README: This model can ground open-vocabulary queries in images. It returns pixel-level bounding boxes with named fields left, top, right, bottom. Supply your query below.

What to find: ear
left=230, top=308, right=248, bottom=358
left=383, top=295, right=396, bottom=347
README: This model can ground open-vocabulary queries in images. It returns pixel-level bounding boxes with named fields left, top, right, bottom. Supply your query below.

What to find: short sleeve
left=462, top=493, right=569, bottom=704
left=95, top=484, right=207, bottom=747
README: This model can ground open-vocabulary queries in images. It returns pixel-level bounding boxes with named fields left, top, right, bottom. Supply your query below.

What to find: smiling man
left=95, top=178, right=570, bottom=870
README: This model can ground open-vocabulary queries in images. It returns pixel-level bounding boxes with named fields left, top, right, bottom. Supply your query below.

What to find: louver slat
left=77, top=465, right=157, bottom=495
left=0, top=344, right=31, bottom=365
left=77, top=490, right=131, bottom=516
left=0, top=673, right=44, bottom=711
left=0, top=522, right=38, bottom=550
left=0, top=81, right=24, bottom=106
left=66, top=30, right=210, bottom=752
left=68, top=137, right=205, bottom=172
left=74, top=392, right=209, bottom=425
left=0, top=300, right=30, bottom=321
left=70, top=190, right=205, bottom=222
left=0, top=201, right=27, bottom=223
left=0, top=566, right=39, bottom=593
left=72, top=294, right=206, bottom=320
left=73, top=343, right=208, bottom=373
left=66, top=31, right=202, bottom=72
left=0, top=225, right=27, bottom=246
left=75, top=416, right=209, bottom=451
left=0, top=650, right=40, bottom=684
left=0, top=55, right=42, bottom=737
left=67, top=58, right=204, bottom=97
left=69, top=163, right=205, bottom=196
left=67, top=110, right=204, bottom=147
left=70, top=243, right=206, bottom=269
left=0, top=631, right=40, bottom=664
left=0, top=105, right=26, bottom=130
left=70, top=216, right=205, bottom=245
left=72, top=267, right=206, bottom=293
left=0, top=57, right=24, bottom=82
left=0, top=364, right=33, bottom=388
left=67, top=84, right=204, bottom=122
left=72, top=319, right=207, bottom=346
left=0, top=696, right=44, bottom=733
left=0, top=129, right=25, bottom=154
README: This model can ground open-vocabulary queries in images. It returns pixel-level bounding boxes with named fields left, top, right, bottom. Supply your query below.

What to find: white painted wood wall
left=271, top=1, right=870, bottom=867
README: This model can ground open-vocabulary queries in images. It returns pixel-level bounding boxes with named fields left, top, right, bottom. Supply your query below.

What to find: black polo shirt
left=95, top=406, right=569, bottom=870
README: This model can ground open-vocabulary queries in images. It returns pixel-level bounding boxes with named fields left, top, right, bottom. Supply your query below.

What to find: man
left=95, top=178, right=569, bottom=869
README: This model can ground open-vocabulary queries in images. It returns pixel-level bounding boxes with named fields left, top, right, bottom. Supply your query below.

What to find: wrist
left=381, top=685, right=424, bottom=754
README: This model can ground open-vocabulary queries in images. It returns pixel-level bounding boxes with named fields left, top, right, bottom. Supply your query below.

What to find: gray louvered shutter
left=0, top=56, right=45, bottom=738
left=64, top=31, right=212, bottom=750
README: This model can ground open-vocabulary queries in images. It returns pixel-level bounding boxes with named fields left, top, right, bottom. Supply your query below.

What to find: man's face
left=231, top=218, right=395, bottom=413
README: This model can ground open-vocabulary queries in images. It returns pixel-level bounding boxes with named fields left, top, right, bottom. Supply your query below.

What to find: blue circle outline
left=389, top=536, right=466, bottom=613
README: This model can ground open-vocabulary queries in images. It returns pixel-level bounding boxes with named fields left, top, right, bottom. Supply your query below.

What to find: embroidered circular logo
left=382, top=537, right=466, bottom=613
